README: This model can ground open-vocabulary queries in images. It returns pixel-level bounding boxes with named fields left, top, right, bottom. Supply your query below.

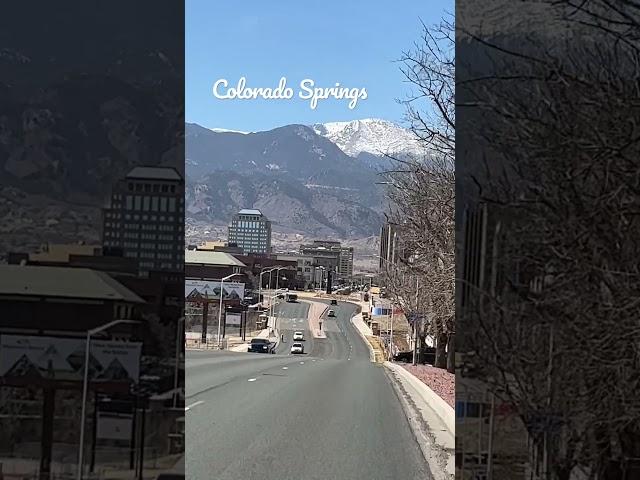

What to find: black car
left=330, top=299, right=338, bottom=305
left=248, top=338, right=276, bottom=354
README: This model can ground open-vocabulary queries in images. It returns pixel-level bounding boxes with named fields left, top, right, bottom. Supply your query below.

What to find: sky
left=186, top=0, right=453, bottom=133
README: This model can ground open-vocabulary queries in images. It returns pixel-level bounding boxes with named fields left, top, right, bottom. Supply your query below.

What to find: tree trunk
left=446, top=333, right=455, bottom=373
left=435, top=332, right=447, bottom=369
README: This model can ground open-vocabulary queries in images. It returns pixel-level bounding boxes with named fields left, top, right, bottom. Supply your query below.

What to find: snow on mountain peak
left=210, top=127, right=250, bottom=134
left=311, top=118, right=423, bottom=158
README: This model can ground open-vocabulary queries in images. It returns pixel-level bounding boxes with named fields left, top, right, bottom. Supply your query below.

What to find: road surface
left=186, top=299, right=429, bottom=480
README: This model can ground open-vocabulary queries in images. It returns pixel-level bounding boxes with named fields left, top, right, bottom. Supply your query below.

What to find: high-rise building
left=102, top=166, right=185, bottom=275
left=228, top=209, right=272, bottom=254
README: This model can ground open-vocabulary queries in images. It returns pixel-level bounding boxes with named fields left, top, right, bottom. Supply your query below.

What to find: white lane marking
left=282, top=367, right=288, bottom=370
left=185, top=400, right=204, bottom=411
left=248, top=378, right=257, bottom=382
left=312, top=359, right=316, bottom=362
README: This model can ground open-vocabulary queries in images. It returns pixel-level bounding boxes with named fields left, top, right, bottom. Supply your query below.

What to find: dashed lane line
left=185, top=400, right=204, bottom=411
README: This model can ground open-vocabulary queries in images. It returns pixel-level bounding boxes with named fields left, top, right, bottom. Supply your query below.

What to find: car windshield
left=293, top=343, right=302, bottom=348
left=251, top=339, right=267, bottom=344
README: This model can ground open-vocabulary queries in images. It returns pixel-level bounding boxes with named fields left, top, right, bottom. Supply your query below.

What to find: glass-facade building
left=102, top=166, right=185, bottom=275
left=228, top=209, right=272, bottom=254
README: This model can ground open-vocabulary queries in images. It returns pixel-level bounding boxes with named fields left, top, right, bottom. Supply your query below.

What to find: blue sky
left=186, top=0, right=452, bottom=132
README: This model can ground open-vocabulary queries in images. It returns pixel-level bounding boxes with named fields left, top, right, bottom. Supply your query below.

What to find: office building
left=299, top=240, right=354, bottom=283
left=228, top=209, right=272, bottom=254
left=102, top=166, right=185, bottom=275
left=276, top=253, right=315, bottom=288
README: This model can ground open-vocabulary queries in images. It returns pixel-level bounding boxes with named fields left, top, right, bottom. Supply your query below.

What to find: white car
left=293, top=331, right=304, bottom=341
left=290, top=343, right=304, bottom=354
left=328, top=309, right=336, bottom=317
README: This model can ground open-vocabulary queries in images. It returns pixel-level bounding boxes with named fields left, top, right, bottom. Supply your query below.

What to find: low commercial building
left=196, top=241, right=244, bottom=255
left=184, top=250, right=246, bottom=281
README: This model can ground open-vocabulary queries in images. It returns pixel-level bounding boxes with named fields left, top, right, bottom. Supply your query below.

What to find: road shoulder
left=384, top=361, right=455, bottom=480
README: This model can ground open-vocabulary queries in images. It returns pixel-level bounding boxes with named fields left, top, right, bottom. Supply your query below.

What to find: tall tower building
left=228, top=209, right=272, bottom=254
left=102, top=166, right=185, bottom=275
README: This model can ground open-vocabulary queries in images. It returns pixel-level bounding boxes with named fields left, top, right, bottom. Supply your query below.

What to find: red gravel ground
left=400, top=364, right=455, bottom=408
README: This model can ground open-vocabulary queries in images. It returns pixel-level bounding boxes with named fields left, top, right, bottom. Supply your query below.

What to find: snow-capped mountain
left=311, top=118, right=423, bottom=159
left=209, top=127, right=250, bottom=134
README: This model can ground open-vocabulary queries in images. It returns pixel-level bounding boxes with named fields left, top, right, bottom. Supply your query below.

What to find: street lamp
left=259, top=267, right=278, bottom=309
left=218, top=273, right=241, bottom=348
left=274, top=267, right=286, bottom=291
left=173, top=316, right=184, bottom=408
left=317, top=266, right=326, bottom=291
left=77, top=319, right=139, bottom=480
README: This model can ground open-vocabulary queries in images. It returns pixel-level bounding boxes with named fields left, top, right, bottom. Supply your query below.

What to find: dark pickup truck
left=248, top=338, right=276, bottom=354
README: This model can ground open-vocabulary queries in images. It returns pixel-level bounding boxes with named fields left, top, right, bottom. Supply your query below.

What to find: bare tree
left=383, top=13, right=455, bottom=372
left=458, top=2, right=640, bottom=477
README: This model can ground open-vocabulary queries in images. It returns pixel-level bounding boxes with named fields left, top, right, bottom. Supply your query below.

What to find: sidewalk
left=348, top=300, right=386, bottom=363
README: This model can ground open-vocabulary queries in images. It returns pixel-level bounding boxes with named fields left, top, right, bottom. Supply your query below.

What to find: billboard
left=0, top=335, right=142, bottom=384
left=96, top=412, right=133, bottom=441
left=185, top=279, right=245, bottom=301
left=226, top=313, right=241, bottom=327
left=185, top=332, right=214, bottom=342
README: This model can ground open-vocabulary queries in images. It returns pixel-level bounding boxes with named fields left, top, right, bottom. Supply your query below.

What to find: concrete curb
left=350, top=313, right=375, bottom=362
left=344, top=300, right=385, bottom=363
left=383, top=362, right=454, bottom=480
left=384, top=361, right=455, bottom=436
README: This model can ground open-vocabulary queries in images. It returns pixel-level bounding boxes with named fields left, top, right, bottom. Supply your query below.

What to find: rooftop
left=126, top=166, right=183, bottom=181
left=28, top=243, right=102, bottom=263
left=0, top=265, right=144, bottom=303
left=237, top=208, right=263, bottom=216
left=184, top=250, right=246, bottom=267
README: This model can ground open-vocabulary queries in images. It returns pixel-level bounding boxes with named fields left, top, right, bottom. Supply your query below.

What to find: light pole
left=388, top=306, right=394, bottom=361
left=275, top=267, right=286, bottom=292
left=317, top=266, right=325, bottom=291
left=217, top=273, right=241, bottom=349
left=259, top=267, right=278, bottom=309
left=173, top=316, right=184, bottom=408
left=77, top=319, right=139, bottom=480
left=266, top=267, right=282, bottom=307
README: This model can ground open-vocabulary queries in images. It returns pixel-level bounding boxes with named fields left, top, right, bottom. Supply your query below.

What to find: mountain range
left=186, top=119, right=423, bottom=238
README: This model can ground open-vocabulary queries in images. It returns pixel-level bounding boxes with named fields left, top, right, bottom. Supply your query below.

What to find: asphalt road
left=186, top=299, right=429, bottom=480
